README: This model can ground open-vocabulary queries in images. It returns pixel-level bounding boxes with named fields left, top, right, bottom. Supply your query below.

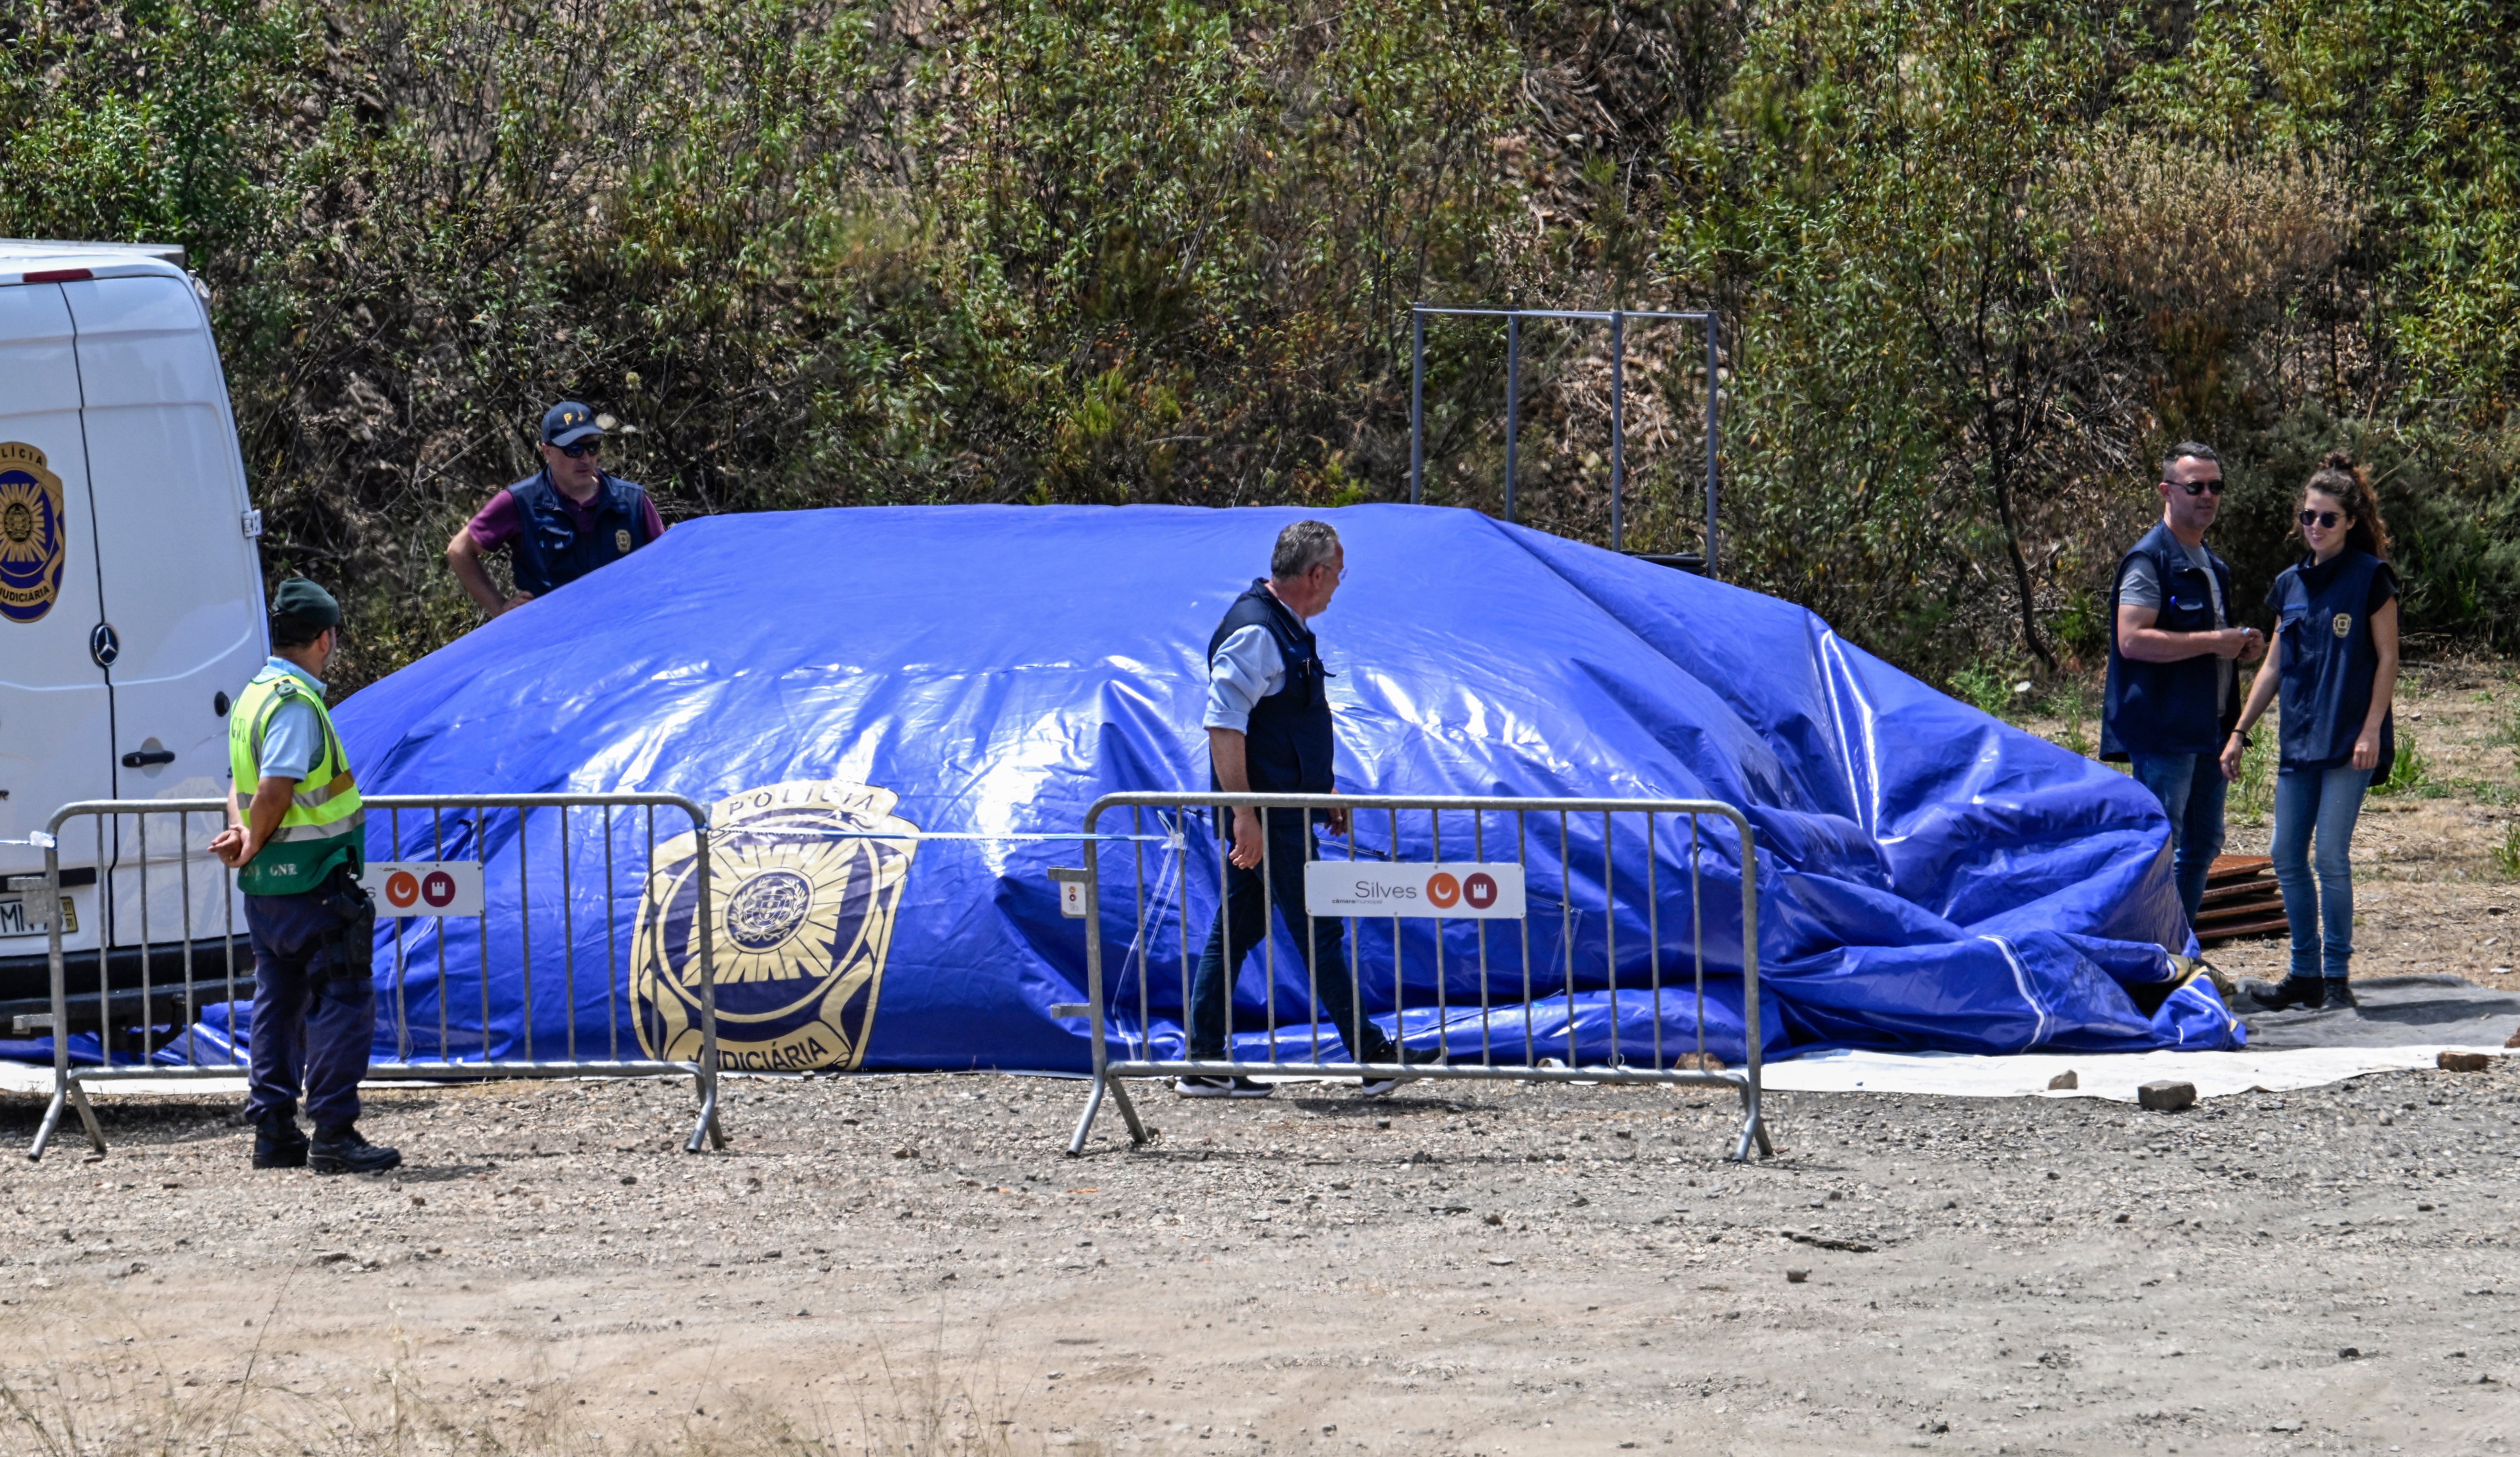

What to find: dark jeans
left=2271, top=764, right=2375, bottom=980
left=243, top=891, right=375, bottom=1129
left=1189, top=809, right=1394, bottom=1064
left=2128, top=750, right=2228, bottom=925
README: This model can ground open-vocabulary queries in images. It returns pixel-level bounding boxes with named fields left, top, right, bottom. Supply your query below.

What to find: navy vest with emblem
left=505, top=469, right=654, bottom=598
left=2101, top=520, right=2238, bottom=760
left=1207, top=580, right=1336, bottom=794
left=2270, top=548, right=2395, bottom=773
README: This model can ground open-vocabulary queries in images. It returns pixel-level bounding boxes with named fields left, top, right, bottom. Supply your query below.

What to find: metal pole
left=1504, top=314, right=1520, bottom=523
left=35, top=830, right=68, bottom=1158
left=1609, top=308, right=1626, bottom=552
left=1734, top=811, right=1767, bottom=1161
left=1704, top=311, right=1722, bottom=578
left=1409, top=307, right=1426, bottom=506
left=690, top=810, right=724, bottom=1152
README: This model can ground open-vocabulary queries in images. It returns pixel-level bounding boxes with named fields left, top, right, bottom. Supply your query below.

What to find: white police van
left=0, top=239, right=269, bottom=1036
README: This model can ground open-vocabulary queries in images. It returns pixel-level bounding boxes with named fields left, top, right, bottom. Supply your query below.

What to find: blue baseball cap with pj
left=541, top=401, right=605, bottom=448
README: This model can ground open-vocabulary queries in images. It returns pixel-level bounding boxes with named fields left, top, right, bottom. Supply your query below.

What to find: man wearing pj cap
left=445, top=401, right=665, bottom=619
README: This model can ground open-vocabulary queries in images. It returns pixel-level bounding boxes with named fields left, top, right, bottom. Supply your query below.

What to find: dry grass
left=0, top=1306, right=1108, bottom=1457
left=2066, top=137, right=2357, bottom=322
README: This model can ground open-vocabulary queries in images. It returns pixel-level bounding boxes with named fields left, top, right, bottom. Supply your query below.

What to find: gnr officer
left=210, top=579, right=400, bottom=1175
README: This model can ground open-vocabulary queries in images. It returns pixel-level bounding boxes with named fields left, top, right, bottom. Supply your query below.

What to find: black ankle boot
left=252, top=1111, right=308, bottom=1170
left=309, top=1123, right=402, bottom=1175
left=2324, top=980, right=2358, bottom=1009
left=2250, top=976, right=2328, bottom=1012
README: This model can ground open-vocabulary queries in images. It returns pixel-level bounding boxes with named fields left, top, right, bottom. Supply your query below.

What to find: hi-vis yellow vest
left=227, top=665, right=365, bottom=895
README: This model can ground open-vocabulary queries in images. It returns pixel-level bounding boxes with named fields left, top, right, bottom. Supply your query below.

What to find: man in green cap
left=208, top=579, right=401, bottom=1175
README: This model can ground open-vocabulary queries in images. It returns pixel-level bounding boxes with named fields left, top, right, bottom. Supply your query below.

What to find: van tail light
left=23, top=268, right=94, bottom=283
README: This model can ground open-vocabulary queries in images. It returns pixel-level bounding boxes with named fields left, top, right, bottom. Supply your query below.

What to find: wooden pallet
left=2196, top=855, right=2286, bottom=946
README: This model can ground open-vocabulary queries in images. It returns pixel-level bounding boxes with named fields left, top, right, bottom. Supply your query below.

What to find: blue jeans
left=2270, top=765, right=2374, bottom=981
left=2127, top=750, right=2228, bottom=925
left=1188, top=808, right=1394, bottom=1064
left=243, top=891, right=375, bottom=1128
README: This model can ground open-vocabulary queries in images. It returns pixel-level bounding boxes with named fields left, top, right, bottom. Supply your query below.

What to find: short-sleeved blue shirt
left=252, top=656, right=330, bottom=782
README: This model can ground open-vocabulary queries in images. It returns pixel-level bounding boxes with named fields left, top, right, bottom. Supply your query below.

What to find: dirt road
left=5, top=1065, right=2518, bottom=1456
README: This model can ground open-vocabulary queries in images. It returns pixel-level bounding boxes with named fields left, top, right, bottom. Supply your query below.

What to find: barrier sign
left=359, top=860, right=483, bottom=917
left=1304, top=861, right=1526, bottom=919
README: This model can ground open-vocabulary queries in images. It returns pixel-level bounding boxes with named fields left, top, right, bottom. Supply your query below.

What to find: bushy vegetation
left=7, top=0, right=2520, bottom=693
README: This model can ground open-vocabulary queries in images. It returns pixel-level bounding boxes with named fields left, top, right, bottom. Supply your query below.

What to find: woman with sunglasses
left=2221, top=451, right=2399, bottom=1011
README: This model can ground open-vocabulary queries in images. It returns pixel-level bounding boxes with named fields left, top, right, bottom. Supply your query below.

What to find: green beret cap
left=271, top=578, right=341, bottom=630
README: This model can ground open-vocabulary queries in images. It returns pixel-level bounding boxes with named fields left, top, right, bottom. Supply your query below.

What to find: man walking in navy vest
left=2102, top=442, right=2266, bottom=924
left=446, top=401, right=664, bottom=619
left=1181, top=521, right=1430, bottom=1099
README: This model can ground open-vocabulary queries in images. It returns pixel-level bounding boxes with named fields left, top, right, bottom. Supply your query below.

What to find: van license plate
left=0, top=894, right=77, bottom=938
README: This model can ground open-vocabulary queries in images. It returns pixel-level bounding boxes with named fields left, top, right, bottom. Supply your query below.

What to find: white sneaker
left=1175, top=1075, right=1274, bottom=1099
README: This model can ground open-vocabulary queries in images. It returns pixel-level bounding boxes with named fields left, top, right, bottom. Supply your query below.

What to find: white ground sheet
left=1761, top=1044, right=2512, bottom=1102
left=0, top=1046, right=2505, bottom=1104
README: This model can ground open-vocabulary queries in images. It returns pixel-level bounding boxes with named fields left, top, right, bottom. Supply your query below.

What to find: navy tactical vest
left=2101, top=520, right=2238, bottom=760
left=2270, top=549, right=2395, bottom=774
left=505, top=470, right=654, bottom=598
left=1207, top=581, right=1336, bottom=794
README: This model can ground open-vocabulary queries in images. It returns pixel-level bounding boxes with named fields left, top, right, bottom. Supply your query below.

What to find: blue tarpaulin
left=300, top=503, right=2239, bottom=1071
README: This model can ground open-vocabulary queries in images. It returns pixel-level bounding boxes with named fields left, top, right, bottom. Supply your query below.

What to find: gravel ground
left=4, top=1064, right=2520, bottom=1456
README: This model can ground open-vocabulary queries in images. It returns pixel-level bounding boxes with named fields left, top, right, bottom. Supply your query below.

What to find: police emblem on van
left=631, top=779, right=920, bottom=1072
left=0, top=442, right=67, bottom=625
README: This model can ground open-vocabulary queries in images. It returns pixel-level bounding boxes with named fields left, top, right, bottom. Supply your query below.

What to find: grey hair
left=2159, top=441, right=2220, bottom=479
left=1271, top=520, right=1341, bottom=579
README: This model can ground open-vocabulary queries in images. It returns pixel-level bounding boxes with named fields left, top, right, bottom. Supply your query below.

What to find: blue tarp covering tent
left=304, top=503, right=2241, bottom=1070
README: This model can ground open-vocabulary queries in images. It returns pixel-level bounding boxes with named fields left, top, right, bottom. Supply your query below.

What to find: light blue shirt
left=253, top=656, right=330, bottom=782
left=1202, top=625, right=1286, bottom=733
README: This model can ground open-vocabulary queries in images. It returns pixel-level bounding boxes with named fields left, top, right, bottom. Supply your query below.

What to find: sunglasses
left=554, top=439, right=602, bottom=459
left=2165, top=477, right=2223, bottom=496
left=2299, top=509, right=2345, bottom=529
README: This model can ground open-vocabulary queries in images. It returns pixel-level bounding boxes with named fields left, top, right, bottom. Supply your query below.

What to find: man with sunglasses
left=2102, top=442, right=2266, bottom=925
left=445, top=401, right=665, bottom=619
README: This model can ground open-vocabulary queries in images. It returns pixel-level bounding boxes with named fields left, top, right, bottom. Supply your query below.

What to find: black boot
left=2250, top=976, right=2328, bottom=1012
left=2324, top=980, right=2358, bottom=1009
left=309, top=1123, right=402, bottom=1175
left=251, top=1111, right=308, bottom=1170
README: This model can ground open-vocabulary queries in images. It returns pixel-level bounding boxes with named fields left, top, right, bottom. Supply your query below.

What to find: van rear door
left=62, top=274, right=266, bottom=948
left=0, top=280, right=111, bottom=946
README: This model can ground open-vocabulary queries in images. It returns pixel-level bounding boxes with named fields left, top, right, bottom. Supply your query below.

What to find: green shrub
left=2228, top=731, right=2277, bottom=827
left=9, top=0, right=2520, bottom=694
left=1948, top=662, right=2026, bottom=720
left=2495, top=822, right=2520, bottom=880
left=2373, top=736, right=2436, bottom=798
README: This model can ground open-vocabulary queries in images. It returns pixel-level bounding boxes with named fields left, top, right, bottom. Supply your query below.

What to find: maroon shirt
left=467, top=484, right=666, bottom=552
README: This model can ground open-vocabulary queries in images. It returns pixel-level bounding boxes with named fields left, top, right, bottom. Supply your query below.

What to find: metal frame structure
left=1408, top=305, right=1722, bottom=569
left=26, top=792, right=725, bottom=1161
left=1060, top=790, right=1769, bottom=1163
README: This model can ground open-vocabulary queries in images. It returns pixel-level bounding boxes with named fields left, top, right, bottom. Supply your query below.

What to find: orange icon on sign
left=384, top=870, right=420, bottom=909
left=1426, top=872, right=1461, bottom=909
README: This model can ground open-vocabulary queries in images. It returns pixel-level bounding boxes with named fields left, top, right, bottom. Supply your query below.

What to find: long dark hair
left=2303, top=449, right=2391, bottom=561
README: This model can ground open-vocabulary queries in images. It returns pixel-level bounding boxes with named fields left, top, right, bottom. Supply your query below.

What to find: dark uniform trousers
left=1187, top=808, right=1397, bottom=1065
left=243, top=891, right=374, bottom=1129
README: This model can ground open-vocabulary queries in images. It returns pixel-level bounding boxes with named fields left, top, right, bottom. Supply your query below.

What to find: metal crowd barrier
left=1060, top=792, right=1770, bottom=1161
left=24, top=793, right=724, bottom=1161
